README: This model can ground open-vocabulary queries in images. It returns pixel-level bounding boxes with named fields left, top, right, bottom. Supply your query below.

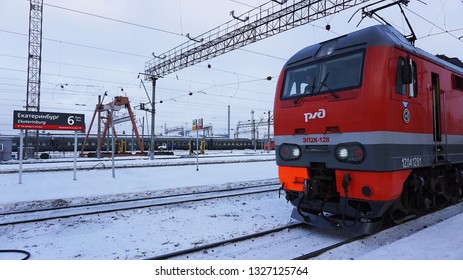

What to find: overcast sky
left=1, top=0, right=462, bottom=137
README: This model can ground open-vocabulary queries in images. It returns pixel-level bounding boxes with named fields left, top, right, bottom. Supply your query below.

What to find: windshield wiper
left=317, top=72, right=339, bottom=99
left=308, top=77, right=317, bottom=97
left=293, top=76, right=317, bottom=104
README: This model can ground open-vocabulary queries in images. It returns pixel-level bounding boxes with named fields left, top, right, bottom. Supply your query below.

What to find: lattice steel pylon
left=24, top=0, right=44, bottom=153
left=145, top=0, right=372, bottom=77
left=26, top=0, right=43, bottom=113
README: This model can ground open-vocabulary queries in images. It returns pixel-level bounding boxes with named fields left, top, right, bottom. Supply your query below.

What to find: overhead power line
left=404, top=6, right=463, bottom=44
left=44, top=3, right=184, bottom=37
left=229, top=0, right=257, bottom=8
left=0, top=29, right=151, bottom=58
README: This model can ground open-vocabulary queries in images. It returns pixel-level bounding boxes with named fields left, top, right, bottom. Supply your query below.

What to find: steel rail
left=145, top=223, right=305, bottom=260
left=0, top=183, right=280, bottom=226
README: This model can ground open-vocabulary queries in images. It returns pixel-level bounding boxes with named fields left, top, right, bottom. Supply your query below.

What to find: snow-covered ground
left=0, top=151, right=276, bottom=205
left=1, top=150, right=463, bottom=261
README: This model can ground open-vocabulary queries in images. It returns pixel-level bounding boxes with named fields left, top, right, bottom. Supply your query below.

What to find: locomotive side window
left=453, top=74, right=463, bottom=91
left=281, top=51, right=364, bottom=100
left=396, top=57, right=418, bottom=97
left=395, top=58, right=407, bottom=95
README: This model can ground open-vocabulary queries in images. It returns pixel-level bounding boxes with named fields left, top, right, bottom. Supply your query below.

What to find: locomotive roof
left=286, top=24, right=463, bottom=76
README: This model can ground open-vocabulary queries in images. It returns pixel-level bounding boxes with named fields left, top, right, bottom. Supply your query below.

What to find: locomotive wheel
left=385, top=184, right=414, bottom=225
left=386, top=208, right=408, bottom=225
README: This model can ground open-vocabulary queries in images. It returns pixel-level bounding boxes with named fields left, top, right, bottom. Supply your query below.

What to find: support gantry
left=145, top=0, right=372, bottom=77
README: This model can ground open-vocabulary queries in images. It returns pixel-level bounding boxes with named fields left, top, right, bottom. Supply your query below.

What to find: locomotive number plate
left=303, top=137, right=331, bottom=144
left=402, top=157, right=422, bottom=168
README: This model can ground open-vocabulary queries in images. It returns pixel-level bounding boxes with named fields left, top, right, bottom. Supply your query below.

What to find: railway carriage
left=10, top=135, right=255, bottom=153
left=274, top=25, right=463, bottom=234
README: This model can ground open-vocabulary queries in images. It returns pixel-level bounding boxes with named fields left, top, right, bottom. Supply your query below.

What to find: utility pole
left=236, top=122, right=240, bottom=139
left=149, top=77, right=157, bottom=160
left=267, top=110, right=271, bottom=153
left=25, top=0, right=44, bottom=157
left=97, top=95, right=101, bottom=158
left=228, top=105, right=231, bottom=139
left=141, top=117, right=145, bottom=145
left=139, top=76, right=157, bottom=160
left=251, top=110, right=256, bottom=152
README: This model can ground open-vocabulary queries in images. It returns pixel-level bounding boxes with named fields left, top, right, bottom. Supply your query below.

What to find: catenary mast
left=25, top=0, right=44, bottom=155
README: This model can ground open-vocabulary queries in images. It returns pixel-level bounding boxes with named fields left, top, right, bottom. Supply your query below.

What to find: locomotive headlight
left=279, top=144, right=302, bottom=161
left=336, top=147, right=349, bottom=160
left=335, top=143, right=365, bottom=163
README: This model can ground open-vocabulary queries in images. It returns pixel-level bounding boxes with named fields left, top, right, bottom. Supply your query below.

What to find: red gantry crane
left=80, top=96, right=145, bottom=157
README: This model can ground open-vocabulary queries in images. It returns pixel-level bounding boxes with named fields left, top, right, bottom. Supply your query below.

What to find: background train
left=274, top=25, right=463, bottom=234
left=6, top=134, right=258, bottom=155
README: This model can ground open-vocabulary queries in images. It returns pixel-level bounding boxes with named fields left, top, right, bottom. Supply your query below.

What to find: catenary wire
left=43, top=3, right=184, bottom=38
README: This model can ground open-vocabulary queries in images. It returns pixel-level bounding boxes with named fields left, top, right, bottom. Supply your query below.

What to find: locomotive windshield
left=281, top=51, right=364, bottom=99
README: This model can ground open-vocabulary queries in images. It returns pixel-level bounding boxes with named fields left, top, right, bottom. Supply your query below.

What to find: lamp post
left=264, top=111, right=272, bottom=153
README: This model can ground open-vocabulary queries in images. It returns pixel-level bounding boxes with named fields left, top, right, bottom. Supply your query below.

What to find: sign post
left=13, top=110, right=85, bottom=183
left=73, top=131, right=78, bottom=180
left=19, top=130, right=24, bottom=184
left=192, top=118, right=203, bottom=171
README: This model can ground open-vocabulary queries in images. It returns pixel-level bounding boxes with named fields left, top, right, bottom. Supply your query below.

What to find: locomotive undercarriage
left=386, top=163, right=463, bottom=225
left=285, top=163, right=463, bottom=234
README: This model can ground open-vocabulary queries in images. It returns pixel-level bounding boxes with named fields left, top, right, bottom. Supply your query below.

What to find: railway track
left=0, top=155, right=275, bottom=174
left=2, top=196, right=461, bottom=260
left=145, top=223, right=305, bottom=260
left=0, top=183, right=280, bottom=226
left=146, top=223, right=364, bottom=260
left=147, top=202, right=463, bottom=260
left=292, top=235, right=366, bottom=259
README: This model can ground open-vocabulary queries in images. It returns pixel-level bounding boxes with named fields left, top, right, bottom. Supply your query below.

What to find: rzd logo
left=304, top=109, right=326, bottom=122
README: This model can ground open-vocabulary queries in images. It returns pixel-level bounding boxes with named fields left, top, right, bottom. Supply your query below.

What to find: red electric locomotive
left=274, top=25, right=463, bottom=234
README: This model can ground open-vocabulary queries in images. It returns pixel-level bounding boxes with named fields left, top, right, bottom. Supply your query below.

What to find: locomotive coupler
left=303, top=178, right=321, bottom=199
